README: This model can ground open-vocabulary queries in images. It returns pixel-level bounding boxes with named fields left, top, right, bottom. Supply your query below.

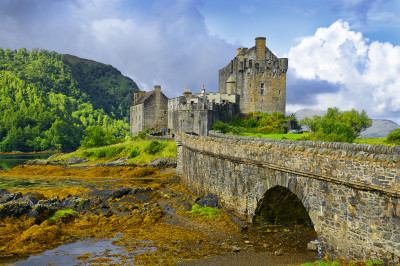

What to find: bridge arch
left=178, top=132, right=400, bottom=263
left=253, top=185, right=314, bottom=228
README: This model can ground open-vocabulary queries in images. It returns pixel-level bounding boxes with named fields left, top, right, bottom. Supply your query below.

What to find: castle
left=130, top=37, right=288, bottom=136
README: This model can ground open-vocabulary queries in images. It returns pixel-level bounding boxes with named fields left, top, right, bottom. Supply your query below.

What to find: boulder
left=148, top=157, right=177, bottom=168
left=195, top=194, right=219, bottom=208
left=65, top=157, right=88, bottom=165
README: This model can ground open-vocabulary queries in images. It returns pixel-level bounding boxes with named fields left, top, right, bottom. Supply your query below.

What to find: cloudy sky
left=1, top=0, right=400, bottom=122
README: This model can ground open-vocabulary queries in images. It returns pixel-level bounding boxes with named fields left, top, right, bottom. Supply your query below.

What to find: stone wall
left=178, top=131, right=400, bottom=263
left=218, top=37, right=287, bottom=114
left=168, top=95, right=239, bottom=136
left=130, top=104, right=144, bottom=136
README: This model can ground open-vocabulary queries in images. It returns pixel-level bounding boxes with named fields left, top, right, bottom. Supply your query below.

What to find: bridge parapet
left=179, top=132, right=400, bottom=263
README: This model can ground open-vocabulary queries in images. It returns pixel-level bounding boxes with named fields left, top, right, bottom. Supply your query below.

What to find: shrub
left=137, top=131, right=147, bottom=140
left=144, top=140, right=165, bottom=155
left=387, top=129, right=400, bottom=144
left=80, top=125, right=114, bottom=148
left=212, top=120, right=231, bottom=134
left=130, top=147, right=140, bottom=158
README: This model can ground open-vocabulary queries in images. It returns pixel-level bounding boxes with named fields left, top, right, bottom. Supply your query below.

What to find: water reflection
left=0, top=153, right=54, bottom=170
left=14, top=236, right=156, bottom=265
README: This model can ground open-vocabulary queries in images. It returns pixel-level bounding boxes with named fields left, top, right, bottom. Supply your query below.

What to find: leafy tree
left=387, top=129, right=400, bottom=144
left=80, top=125, right=114, bottom=148
left=300, top=107, right=372, bottom=143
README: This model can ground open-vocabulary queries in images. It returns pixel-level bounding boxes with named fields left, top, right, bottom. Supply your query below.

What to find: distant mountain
left=292, top=108, right=327, bottom=122
left=359, top=119, right=400, bottom=138
left=293, top=108, right=399, bottom=138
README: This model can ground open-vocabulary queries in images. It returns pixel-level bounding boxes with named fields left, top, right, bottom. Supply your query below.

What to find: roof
left=137, top=91, right=154, bottom=104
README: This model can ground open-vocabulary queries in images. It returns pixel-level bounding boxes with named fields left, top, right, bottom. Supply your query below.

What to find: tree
left=80, top=125, right=114, bottom=148
left=300, top=107, right=372, bottom=143
left=387, top=129, right=400, bottom=144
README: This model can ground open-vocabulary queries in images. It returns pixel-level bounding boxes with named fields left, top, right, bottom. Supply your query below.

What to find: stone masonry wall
left=178, top=131, right=400, bottom=263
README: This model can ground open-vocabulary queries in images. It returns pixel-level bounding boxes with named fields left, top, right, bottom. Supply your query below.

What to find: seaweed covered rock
left=195, top=194, right=219, bottom=208
left=148, top=157, right=177, bottom=168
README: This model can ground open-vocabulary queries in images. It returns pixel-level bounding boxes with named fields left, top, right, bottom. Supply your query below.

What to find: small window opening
left=261, top=83, right=264, bottom=88
left=261, top=89, right=264, bottom=95
left=279, top=90, right=281, bottom=95
left=249, top=60, right=252, bottom=68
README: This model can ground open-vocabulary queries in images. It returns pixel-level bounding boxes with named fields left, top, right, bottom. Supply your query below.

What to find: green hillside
left=0, top=47, right=138, bottom=152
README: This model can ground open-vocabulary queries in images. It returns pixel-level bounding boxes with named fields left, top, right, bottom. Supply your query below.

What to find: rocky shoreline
left=25, top=155, right=177, bottom=168
left=0, top=159, right=321, bottom=265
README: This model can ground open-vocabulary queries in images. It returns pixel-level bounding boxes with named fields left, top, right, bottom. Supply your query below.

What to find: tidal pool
left=13, top=236, right=156, bottom=265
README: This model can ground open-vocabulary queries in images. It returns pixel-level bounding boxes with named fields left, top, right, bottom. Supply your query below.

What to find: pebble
left=232, top=246, right=241, bottom=252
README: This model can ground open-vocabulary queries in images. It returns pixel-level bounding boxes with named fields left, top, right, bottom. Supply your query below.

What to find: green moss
left=365, top=260, right=384, bottom=266
left=47, top=209, right=78, bottom=222
left=187, top=204, right=222, bottom=219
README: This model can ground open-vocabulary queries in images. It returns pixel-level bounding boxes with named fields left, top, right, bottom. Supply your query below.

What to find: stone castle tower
left=218, top=37, right=288, bottom=114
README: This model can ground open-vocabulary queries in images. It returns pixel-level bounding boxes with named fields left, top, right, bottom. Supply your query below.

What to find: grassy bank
left=54, top=139, right=177, bottom=164
left=234, top=132, right=397, bottom=146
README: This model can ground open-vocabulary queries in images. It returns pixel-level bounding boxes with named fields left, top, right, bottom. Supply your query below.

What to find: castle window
left=249, top=60, right=252, bottom=68
left=261, top=83, right=264, bottom=88
left=191, top=101, right=194, bottom=104
left=164, top=111, right=167, bottom=115
left=190, top=113, right=194, bottom=117
left=261, top=89, right=264, bottom=95
left=255, top=63, right=259, bottom=69
left=279, top=90, right=281, bottom=95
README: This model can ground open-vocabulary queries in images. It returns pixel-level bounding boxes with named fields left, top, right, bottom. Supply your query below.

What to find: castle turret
left=255, top=37, right=266, bottom=60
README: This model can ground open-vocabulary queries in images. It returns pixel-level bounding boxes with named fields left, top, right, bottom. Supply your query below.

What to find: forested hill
left=0, top=47, right=139, bottom=152
left=62, top=54, right=138, bottom=120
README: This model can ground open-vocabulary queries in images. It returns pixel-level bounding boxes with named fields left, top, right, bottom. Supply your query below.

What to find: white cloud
left=0, top=0, right=235, bottom=98
left=287, top=20, right=400, bottom=123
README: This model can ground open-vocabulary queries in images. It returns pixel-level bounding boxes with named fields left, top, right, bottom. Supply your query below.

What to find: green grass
left=238, top=132, right=309, bottom=140
left=186, top=204, right=222, bottom=219
left=47, top=209, right=77, bottom=222
left=236, top=132, right=398, bottom=146
left=54, top=139, right=177, bottom=164
left=355, top=137, right=398, bottom=146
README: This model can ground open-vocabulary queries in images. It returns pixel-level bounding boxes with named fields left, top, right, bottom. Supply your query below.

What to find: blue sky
left=0, top=0, right=399, bottom=122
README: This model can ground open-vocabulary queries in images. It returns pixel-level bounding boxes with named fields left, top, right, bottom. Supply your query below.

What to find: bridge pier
left=178, top=132, right=400, bottom=264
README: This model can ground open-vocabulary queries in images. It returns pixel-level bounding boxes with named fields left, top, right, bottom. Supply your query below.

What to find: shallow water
left=0, top=153, right=53, bottom=170
left=12, top=236, right=156, bottom=265
left=0, top=177, right=88, bottom=190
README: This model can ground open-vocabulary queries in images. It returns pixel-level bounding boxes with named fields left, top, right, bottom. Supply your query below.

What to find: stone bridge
left=176, top=131, right=400, bottom=263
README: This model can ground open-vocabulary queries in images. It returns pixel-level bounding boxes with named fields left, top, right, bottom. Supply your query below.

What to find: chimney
left=255, top=37, right=266, bottom=60
left=237, top=48, right=242, bottom=55
left=154, top=85, right=161, bottom=95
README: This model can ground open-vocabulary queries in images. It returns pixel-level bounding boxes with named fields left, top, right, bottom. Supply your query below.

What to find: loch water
left=0, top=153, right=54, bottom=170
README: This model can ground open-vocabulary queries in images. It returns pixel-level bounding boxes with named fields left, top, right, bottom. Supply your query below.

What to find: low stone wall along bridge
left=176, top=131, right=400, bottom=263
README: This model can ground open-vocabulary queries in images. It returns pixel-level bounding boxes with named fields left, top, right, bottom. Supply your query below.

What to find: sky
left=0, top=0, right=400, bottom=123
